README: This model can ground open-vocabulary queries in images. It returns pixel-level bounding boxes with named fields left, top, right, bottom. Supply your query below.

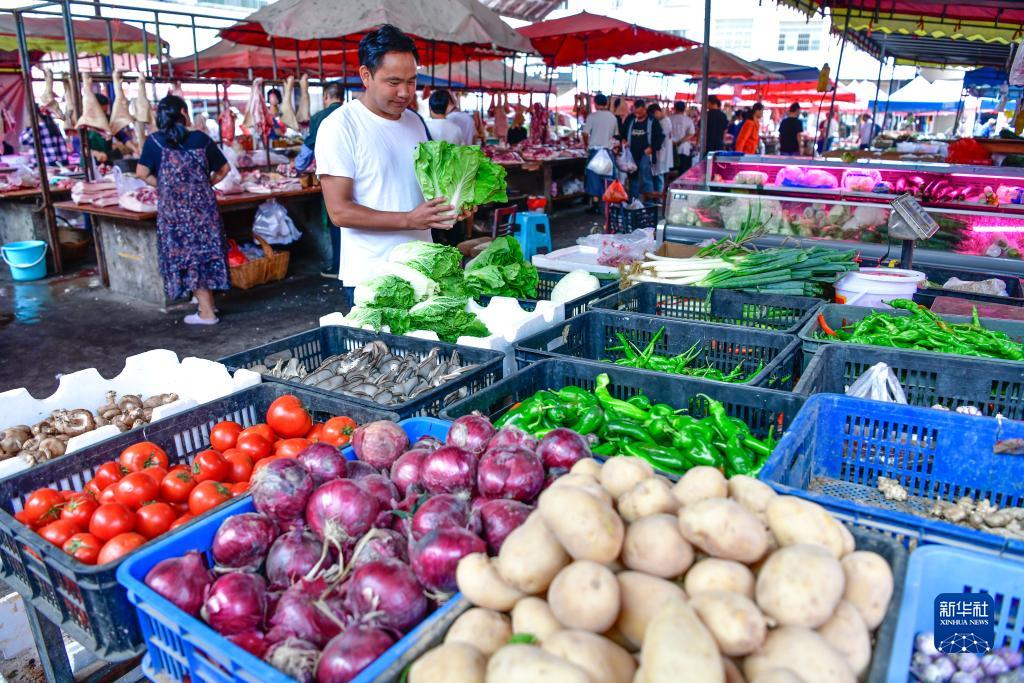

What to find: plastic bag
left=617, top=147, right=637, bottom=174
left=578, top=228, right=656, bottom=267
left=946, top=138, right=992, bottom=165
left=587, top=148, right=614, bottom=176
left=226, top=239, right=248, bottom=267
left=845, top=363, right=907, bottom=404
left=602, top=179, right=628, bottom=203
left=252, top=198, right=301, bottom=245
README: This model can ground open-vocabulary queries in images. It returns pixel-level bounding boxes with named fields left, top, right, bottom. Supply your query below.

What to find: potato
left=615, top=570, right=687, bottom=649
left=496, top=514, right=569, bottom=594
left=542, top=630, right=636, bottom=683
left=637, top=598, right=724, bottom=683
left=691, top=590, right=767, bottom=657
left=678, top=498, right=769, bottom=563
left=817, top=601, right=871, bottom=677
left=727, top=476, right=777, bottom=520
left=410, top=642, right=485, bottom=683
left=621, top=513, right=694, bottom=578
left=570, top=458, right=603, bottom=478
left=445, top=608, right=512, bottom=657
left=766, top=497, right=845, bottom=558
left=672, top=466, right=727, bottom=507
left=600, top=456, right=653, bottom=499
left=684, top=558, right=755, bottom=598
left=548, top=560, right=621, bottom=633
left=511, top=597, right=562, bottom=642
left=458, top=553, right=526, bottom=611
left=618, top=478, right=678, bottom=522
left=538, top=486, right=624, bottom=563
left=486, top=644, right=591, bottom=683
left=549, top=472, right=613, bottom=505
left=841, top=551, right=893, bottom=630
left=755, top=545, right=845, bottom=628
left=749, top=670, right=807, bottom=683
left=837, top=523, right=855, bottom=556
left=743, top=627, right=855, bottom=683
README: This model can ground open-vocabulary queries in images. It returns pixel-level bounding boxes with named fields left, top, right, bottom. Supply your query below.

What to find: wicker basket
left=229, top=235, right=289, bottom=290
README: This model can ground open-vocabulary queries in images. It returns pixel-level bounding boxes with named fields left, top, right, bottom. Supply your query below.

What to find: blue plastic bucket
left=1, top=240, right=47, bottom=281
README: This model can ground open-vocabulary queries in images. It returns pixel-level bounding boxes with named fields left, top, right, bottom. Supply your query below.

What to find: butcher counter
left=0, top=187, right=72, bottom=274
left=497, top=156, right=587, bottom=214
left=53, top=186, right=323, bottom=306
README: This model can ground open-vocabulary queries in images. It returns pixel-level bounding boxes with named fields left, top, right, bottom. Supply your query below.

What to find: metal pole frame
left=698, top=0, right=711, bottom=168
left=60, top=0, right=92, bottom=182
left=869, top=33, right=886, bottom=145
left=824, top=8, right=852, bottom=156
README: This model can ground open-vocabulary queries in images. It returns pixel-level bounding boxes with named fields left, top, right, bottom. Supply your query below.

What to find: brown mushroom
left=98, top=390, right=118, bottom=414
left=117, top=394, right=143, bottom=412
left=143, top=407, right=154, bottom=421
left=31, top=420, right=55, bottom=437
left=61, top=409, right=97, bottom=437
left=20, top=436, right=40, bottom=452
left=37, top=437, right=66, bottom=461
left=0, top=425, right=32, bottom=455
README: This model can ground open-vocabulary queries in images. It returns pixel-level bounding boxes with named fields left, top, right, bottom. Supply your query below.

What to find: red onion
left=297, top=443, right=347, bottom=486
left=420, top=446, right=476, bottom=494
left=316, top=625, right=395, bottom=683
left=265, top=637, right=318, bottom=683
left=478, top=499, right=532, bottom=554
left=203, top=572, right=268, bottom=636
left=413, top=435, right=442, bottom=452
left=358, top=473, right=400, bottom=526
left=352, top=421, right=409, bottom=469
left=486, top=426, right=539, bottom=454
left=537, top=428, right=591, bottom=469
left=143, top=550, right=213, bottom=617
left=344, top=559, right=427, bottom=632
left=251, top=458, right=314, bottom=527
left=446, top=415, right=496, bottom=454
left=411, top=493, right=474, bottom=540
left=410, top=527, right=486, bottom=594
left=266, top=529, right=326, bottom=589
left=212, top=512, right=277, bottom=572
left=477, top=447, right=545, bottom=502
left=305, top=479, right=380, bottom=545
left=227, top=630, right=269, bottom=658
left=345, top=460, right=379, bottom=479
left=349, top=528, right=409, bottom=570
left=389, top=448, right=429, bottom=496
left=266, top=578, right=346, bottom=648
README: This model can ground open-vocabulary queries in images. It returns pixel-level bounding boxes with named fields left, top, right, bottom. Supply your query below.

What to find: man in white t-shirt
left=447, top=105, right=476, bottom=145
left=316, top=25, right=459, bottom=289
left=581, top=93, right=619, bottom=211
left=669, top=101, right=696, bottom=172
left=425, top=89, right=464, bottom=144
left=858, top=114, right=874, bottom=150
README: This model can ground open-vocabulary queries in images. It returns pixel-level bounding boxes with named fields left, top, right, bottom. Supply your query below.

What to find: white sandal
left=184, top=313, right=219, bottom=325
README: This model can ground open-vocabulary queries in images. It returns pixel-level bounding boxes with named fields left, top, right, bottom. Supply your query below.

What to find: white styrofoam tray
left=531, top=245, right=620, bottom=274
left=0, top=349, right=261, bottom=478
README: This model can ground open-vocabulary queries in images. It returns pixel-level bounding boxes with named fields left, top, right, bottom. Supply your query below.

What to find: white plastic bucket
left=834, top=267, right=926, bottom=308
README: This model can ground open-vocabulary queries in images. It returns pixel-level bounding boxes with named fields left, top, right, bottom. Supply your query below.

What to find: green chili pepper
left=627, top=395, right=653, bottom=411
left=721, top=434, right=755, bottom=477
left=743, top=435, right=772, bottom=459
left=696, top=393, right=742, bottom=443
left=668, top=414, right=697, bottom=431
left=570, top=405, right=605, bottom=436
left=557, top=386, right=597, bottom=407
left=605, top=420, right=655, bottom=444
left=594, top=374, right=650, bottom=422
left=620, top=442, right=689, bottom=476
left=646, top=417, right=676, bottom=446
left=591, top=441, right=617, bottom=457
left=546, top=405, right=573, bottom=426
left=649, top=404, right=675, bottom=419
left=671, top=429, right=723, bottom=468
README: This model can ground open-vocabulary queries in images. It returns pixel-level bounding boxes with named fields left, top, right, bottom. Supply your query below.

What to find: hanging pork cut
left=218, top=93, right=236, bottom=145
left=108, top=71, right=133, bottom=135
left=280, top=75, right=299, bottom=131
left=132, top=74, right=155, bottom=126
left=76, top=73, right=110, bottom=132
left=494, top=93, right=509, bottom=140
left=39, top=68, right=63, bottom=121
left=63, top=75, right=79, bottom=128
left=242, top=78, right=272, bottom=140
left=192, top=112, right=208, bottom=133
left=297, top=74, right=310, bottom=124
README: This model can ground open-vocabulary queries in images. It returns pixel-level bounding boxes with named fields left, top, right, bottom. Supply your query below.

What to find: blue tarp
left=964, top=67, right=1007, bottom=89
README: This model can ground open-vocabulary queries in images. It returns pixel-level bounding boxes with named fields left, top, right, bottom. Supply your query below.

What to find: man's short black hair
left=674, top=101, right=686, bottom=112
left=752, top=102, right=764, bottom=113
left=429, top=89, right=452, bottom=115
left=323, top=81, right=345, bottom=102
left=633, top=99, right=646, bottom=109
left=359, top=24, right=419, bottom=74
left=648, top=102, right=661, bottom=113
left=789, top=102, right=800, bottom=113
left=266, top=87, right=283, bottom=103
left=708, top=95, right=721, bottom=107
left=594, top=93, right=608, bottom=106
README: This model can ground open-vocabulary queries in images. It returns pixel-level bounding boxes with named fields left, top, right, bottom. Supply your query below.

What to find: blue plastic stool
left=513, top=212, right=553, bottom=259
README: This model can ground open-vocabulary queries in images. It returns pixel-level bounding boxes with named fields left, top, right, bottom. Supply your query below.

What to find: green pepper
left=743, top=435, right=772, bottom=460
left=546, top=405, right=573, bottom=426
left=672, top=429, right=723, bottom=468
left=649, top=403, right=675, bottom=419
left=620, top=442, right=689, bottom=476
left=696, top=393, right=743, bottom=443
left=646, top=417, right=676, bottom=446
left=605, top=419, right=656, bottom=444
left=721, top=434, right=755, bottom=476
left=627, top=395, right=653, bottom=411
left=594, top=374, right=650, bottom=422
left=570, top=405, right=605, bottom=436
left=591, top=441, right=617, bottom=457
left=557, top=386, right=597, bottom=407
left=668, top=414, right=697, bottom=431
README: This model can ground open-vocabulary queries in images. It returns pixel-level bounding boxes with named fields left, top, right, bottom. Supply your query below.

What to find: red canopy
left=517, top=11, right=694, bottom=68
left=161, top=40, right=348, bottom=79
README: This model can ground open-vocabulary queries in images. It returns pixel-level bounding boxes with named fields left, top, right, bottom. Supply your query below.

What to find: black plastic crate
left=477, top=269, right=620, bottom=318
left=912, top=264, right=1024, bottom=308
left=607, top=202, right=659, bottom=234
left=0, top=382, right=397, bottom=661
left=591, top=282, right=823, bottom=334
left=514, top=311, right=800, bottom=389
left=219, top=327, right=504, bottom=418
left=440, top=358, right=805, bottom=441
left=795, top=343, right=1024, bottom=419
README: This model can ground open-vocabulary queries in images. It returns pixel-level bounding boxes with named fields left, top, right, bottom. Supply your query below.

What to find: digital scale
left=887, top=193, right=941, bottom=269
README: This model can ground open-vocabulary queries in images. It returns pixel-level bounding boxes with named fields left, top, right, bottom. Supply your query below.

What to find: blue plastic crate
left=118, top=418, right=454, bottom=683
left=886, top=546, right=1024, bottom=683
left=759, top=394, right=1024, bottom=557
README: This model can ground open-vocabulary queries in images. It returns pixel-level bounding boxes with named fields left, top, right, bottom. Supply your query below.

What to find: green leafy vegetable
left=465, top=236, right=539, bottom=298
left=414, top=140, right=508, bottom=213
left=352, top=275, right=416, bottom=309
left=342, top=306, right=411, bottom=334
left=388, top=241, right=462, bottom=282
left=408, top=296, right=490, bottom=342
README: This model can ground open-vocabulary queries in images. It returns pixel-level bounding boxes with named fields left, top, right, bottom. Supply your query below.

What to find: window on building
left=777, top=21, right=822, bottom=52
left=714, top=19, right=753, bottom=50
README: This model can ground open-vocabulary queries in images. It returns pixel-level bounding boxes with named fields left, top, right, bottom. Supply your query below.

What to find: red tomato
left=169, top=513, right=194, bottom=530
left=140, top=465, right=169, bottom=485
left=252, top=455, right=284, bottom=476
left=22, top=488, right=65, bottom=527
left=240, top=423, right=276, bottom=444
left=159, top=469, right=197, bottom=504
left=223, top=450, right=254, bottom=483
left=99, top=484, right=119, bottom=504
left=236, top=432, right=272, bottom=460
left=192, top=450, right=229, bottom=483
left=188, top=481, right=232, bottom=517
left=210, top=421, right=243, bottom=452
left=321, top=416, right=357, bottom=447
left=60, top=490, right=77, bottom=501
left=135, top=502, right=176, bottom=539
left=83, top=480, right=102, bottom=499
left=38, top=519, right=79, bottom=548
left=168, top=501, right=190, bottom=516
left=114, top=472, right=159, bottom=511
left=93, top=462, right=126, bottom=489
left=89, top=503, right=135, bottom=541
left=167, top=464, right=189, bottom=475
left=60, top=494, right=98, bottom=531
left=266, top=395, right=313, bottom=439
left=273, top=438, right=310, bottom=459
left=97, top=533, right=146, bottom=564
left=229, top=482, right=250, bottom=496
left=119, top=442, right=169, bottom=473
left=62, top=532, right=102, bottom=565
left=306, top=423, right=325, bottom=442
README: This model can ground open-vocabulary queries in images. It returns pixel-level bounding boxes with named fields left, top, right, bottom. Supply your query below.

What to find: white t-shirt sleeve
left=315, top=112, right=355, bottom=178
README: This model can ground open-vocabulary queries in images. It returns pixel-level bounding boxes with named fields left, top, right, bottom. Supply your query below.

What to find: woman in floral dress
left=137, top=95, right=231, bottom=324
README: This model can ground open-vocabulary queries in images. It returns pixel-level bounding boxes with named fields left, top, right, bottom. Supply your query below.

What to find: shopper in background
left=619, top=99, right=664, bottom=200
left=734, top=103, right=762, bottom=155
left=858, top=113, right=875, bottom=149
left=446, top=95, right=476, bottom=145
left=507, top=109, right=528, bottom=145
left=20, top=106, right=68, bottom=166
left=425, top=89, right=464, bottom=143
left=581, top=92, right=619, bottom=212
left=778, top=102, right=803, bottom=156
left=669, top=101, right=695, bottom=172
left=726, top=109, right=744, bottom=150
left=648, top=103, right=673, bottom=192
left=136, top=95, right=231, bottom=325
left=704, top=95, right=729, bottom=154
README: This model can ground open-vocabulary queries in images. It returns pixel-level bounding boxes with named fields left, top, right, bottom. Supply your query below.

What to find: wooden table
left=54, top=186, right=322, bottom=306
left=0, top=188, right=72, bottom=275
left=499, top=156, right=588, bottom=214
